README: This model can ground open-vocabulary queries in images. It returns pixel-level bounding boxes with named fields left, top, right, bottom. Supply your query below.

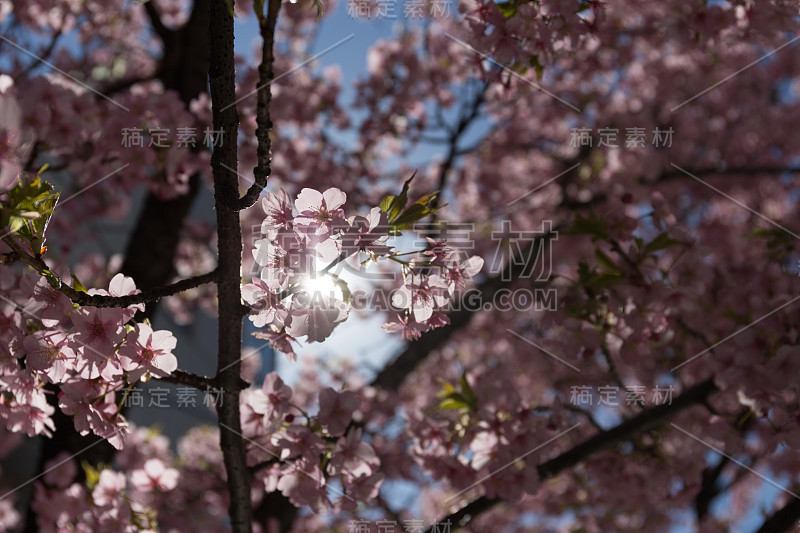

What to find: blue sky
left=232, top=2, right=477, bottom=385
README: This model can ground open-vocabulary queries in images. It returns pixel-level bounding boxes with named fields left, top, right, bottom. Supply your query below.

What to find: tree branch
left=208, top=0, right=252, bottom=530
left=3, top=235, right=217, bottom=308
left=538, top=378, right=717, bottom=478
left=755, top=497, right=800, bottom=533
left=423, top=377, right=718, bottom=532
left=101, top=72, right=159, bottom=96
left=372, top=162, right=795, bottom=393
left=250, top=457, right=280, bottom=473
left=657, top=165, right=800, bottom=183
left=372, top=230, right=557, bottom=390
left=236, top=0, right=281, bottom=211
left=19, top=27, right=63, bottom=79
left=695, top=455, right=730, bottom=520
left=143, top=0, right=174, bottom=42
left=153, top=369, right=216, bottom=390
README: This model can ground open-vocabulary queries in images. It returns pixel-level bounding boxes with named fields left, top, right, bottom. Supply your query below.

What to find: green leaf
left=576, top=259, right=623, bottom=293
left=529, top=55, right=544, bottom=80
left=71, top=273, right=88, bottom=294
left=8, top=215, right=25, bottom=235
left=567, top=212, right=609, bottom=241
left=2, top=175, right=59, bottom=253
left=751, top=228, right=794, bottom=252
left=459, top=371, right=477, bottom=408
left=436, top=378, right=457, bottom=397
left=379, top=194, right=397, bottom=214
left=379, top=171, right=446, bottom=231
left=390, top=189, right=443, bottom=229
left=595, top=249, right=622, bottom=274
left=496, top=2, right=517, bottom=18
left=435, top=374, right=478, bottom=412
left=81, top=461, right=102, bottom=491
left=333, top=276, right=351, bottom=304
left=592, top=272, right=623, bottom=289
left=391, top=203, right=432, bottom=229
left=633, top=236, right=644, bottom=254
left=438, top=395, right=471, bottom=411
left=642, top=232, right=684, bottom=256
left=391, top=172, right=416, bottom=219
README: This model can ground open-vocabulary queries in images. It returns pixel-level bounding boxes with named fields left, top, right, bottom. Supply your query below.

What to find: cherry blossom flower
left=381, top=313, right=428, bottom=341
left=31, top=482, right=89, bottom=532
left=250, top=371, right=293, bottom=421
left=392, top=273, right=450, bottom=322
left=309, top=235, right=341, bottom=263
left=253, top=233, right=311, bottom=291
left=0, top=80, right=25, bottom=192
left=271, top=424, right=326, bottom=463
left=88, top=402, right=128, bottom=451
left=468, top=430, right=499, bottom=470
left=443, top=255, right=484, bottom=293
left=260, top=189, right=294, bottom=236
left=338, top=471, right=384, bottom=512
left=240, top=388, right=272, bottom=437
left=276, top=459, right=329, bottom=512
left=327, top=428, right=380, bottom=479
left=58, top=378, right=101, bottom=435
left=118, top=323, right=178, bottom=381
left=293, top=187, right=346, bottom=245
left=340, top=207, right=392, bottom=259
left=4, top=386, right=55, bottom=437
left=318, top=387, right=360, bottom=436
left=30, top=276, right=73, bottom=327
left=88, top=273, right=144, bottom=322
left=253, top=327, right=299, bottom=361
left=70, top=306, right=125, bottom=360
left=7, top=1, right=800, bottom=529
left=286, top=291, right=349, bottom=343
left=424, top=237, right=457, bottom=264
left=241, top=277, right=289, bottom=328
left=131, top=458, right=179, bottom=492
left=22, top=330, right=75, bottom=383
left=92, top=469, right=127, bottom=506
left=0, top=498, right=20, bottom=532
left=42, top=452, right=78, bottom=488
left=59, top=378, right=128, bottom=450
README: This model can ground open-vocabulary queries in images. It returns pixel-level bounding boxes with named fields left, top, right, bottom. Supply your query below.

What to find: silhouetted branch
left=236, top=0, right=282, bottom=211
left=755, top=497, right=800, bottom=533
left=423, top=378, right=718, bottom=532
left=3, top=235, right=216, bottom=308
left=208, top=0, right=253, bottom=529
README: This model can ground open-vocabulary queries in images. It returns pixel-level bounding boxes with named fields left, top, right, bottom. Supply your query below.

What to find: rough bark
left=207, top=0, right=252, bottom=530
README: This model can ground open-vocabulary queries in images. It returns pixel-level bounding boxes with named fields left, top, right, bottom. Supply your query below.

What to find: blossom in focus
left=293, top=187, right=346, bottom=245
left=118, top=323, right=178, bottom=381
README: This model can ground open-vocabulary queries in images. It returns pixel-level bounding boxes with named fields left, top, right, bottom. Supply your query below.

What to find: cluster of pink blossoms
left=241, top=373, right=383, bottom=512
left=242, top=187, right=375, bottom=357
left=243, top=187, right=484, bottom=355
left=386, top=238, right=484, bottom=340
left=1, top=270, right=178, bottom=448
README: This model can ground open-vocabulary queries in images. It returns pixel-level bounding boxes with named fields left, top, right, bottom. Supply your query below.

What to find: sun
left=300, top=273, right=343, bottom=300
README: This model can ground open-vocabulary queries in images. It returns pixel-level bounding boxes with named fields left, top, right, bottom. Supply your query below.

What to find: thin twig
left=236, top=0, right=282, bottom=211
left=3, top=235, right=217, bottom=308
